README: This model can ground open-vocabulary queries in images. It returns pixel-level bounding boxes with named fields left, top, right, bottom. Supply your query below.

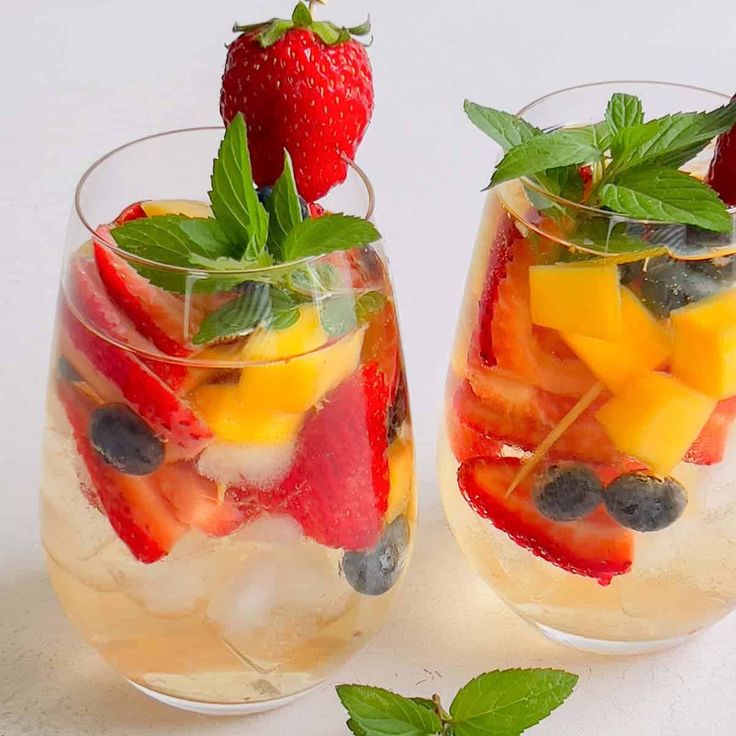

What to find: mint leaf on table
left=490, top=128, right=602, bottom=186
left=464, top=101, right=541, bottom=152
left=209, top=112, right=269, bottom=254
left=449, top=669, right=578, bottom=736
left=606, top=93, right=644, bottom=136
left=282, top=214, right=382, bottom=261
left=264, top=151, right=304, bottom=259
left=336, top=685, right=443, bottom=736
left=599, top=167, right=732, bottom=232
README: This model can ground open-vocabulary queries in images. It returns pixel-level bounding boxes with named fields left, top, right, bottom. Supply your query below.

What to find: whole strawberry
left=220, top=2, right=374, bottom=202
left=707, top=94, right=736, bottom=206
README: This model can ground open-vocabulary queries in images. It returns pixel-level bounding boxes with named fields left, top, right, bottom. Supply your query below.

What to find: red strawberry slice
left=706, top=95, right=736, bottom=206
left=57, top=381, right=186, bottom=563
left=114, top=202, right=148, bottom=225
left=93, top=231, right=200, bottom=359
left=362, top=302, right=400, bottom=399
left=155, top=462, right=247, bottom=537
left=457, top=456, right=633, bottom=585
left=486, top=240, right=596, bottom=398
left=456, top=372, right=619, bottom=464
left=67, top=257, right=187, bottom=390
left=446, top=376, right=503, bottom=462
left=308, top=202, right=326, bottom=218
left=60, top=297, right=212, bottom=455
left=685, top=396, right=736, bottom=465
left=271, top=362, right=390, bottom=551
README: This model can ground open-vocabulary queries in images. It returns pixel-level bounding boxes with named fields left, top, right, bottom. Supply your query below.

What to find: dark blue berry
left=605, top=474, right=687, bottom=532
left=341, top=516, right=410, bottom=596
left=57, top=356, right=81, bottom=382
left=89, top=405, right=164, bottom=476
left=533, top=464, right=603, bottom=522
left=256, top=185, right=309, bottom=219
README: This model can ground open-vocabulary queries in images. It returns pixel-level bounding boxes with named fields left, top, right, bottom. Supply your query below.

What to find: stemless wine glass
left=40, top=127, right=415, bottom=714
left=439, top=82, right=736, bottom=655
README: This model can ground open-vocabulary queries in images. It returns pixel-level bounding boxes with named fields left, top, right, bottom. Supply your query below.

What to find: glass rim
left=510, top=80, right=736, bottom=222
left=74, top=125, right=377, bottom=276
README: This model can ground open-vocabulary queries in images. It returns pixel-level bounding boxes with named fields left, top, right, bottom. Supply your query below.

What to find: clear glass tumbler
left=40, top=127, right=415, bottom=713
left=439, top=82, right=736, bottom=655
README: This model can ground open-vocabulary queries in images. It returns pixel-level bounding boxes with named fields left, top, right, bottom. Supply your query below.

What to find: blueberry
left=605, top=474, right=687, bottom=532
left=639, top=258, right=722, bottom=317
left=387, top=373, right=409, bottom=443
left=341, top=516, right=410, bottom=596
left=533, top=464, right=604, bottom=522
left=89, top=405, right=164, bottom=476
left=256, top=185, right=310, bottom=219
left=57, top=356, right=81, bottom=382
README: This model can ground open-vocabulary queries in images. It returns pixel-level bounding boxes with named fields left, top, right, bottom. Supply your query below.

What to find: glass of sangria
left=439, top=82, right=736, bottom=654
left=40, top=124, right=415, bottom=713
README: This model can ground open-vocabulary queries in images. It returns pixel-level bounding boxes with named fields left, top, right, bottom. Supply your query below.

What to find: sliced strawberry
left=155, top=462, right=247, bottom=537
left=114, top=202, right=148, bottom=225
left=457, top=372, right=619, bottom=464
left=362, top=302, right=400, bottom=398
left=685, top=396, right=736, bottom=465
left=60, top=298, right=212, bottom=455
left=706, top=95, right=736, bottom=206
left=458, top=456, right=633, bottom=585
left=308, top=202, right=326, bottom=218
left=93, top=233, right=201, bottom=359
left=486, top=241, right=596, bottom=397
left=271, top=362, right=390, bottom=551
left=67, top=257, right=187, bottom=390
left=446, top=376, right=503, bottom=462
left=57, top=381, right=186, bottom=563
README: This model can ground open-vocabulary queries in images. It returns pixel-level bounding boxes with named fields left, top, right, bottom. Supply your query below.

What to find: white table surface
left=2, top=1, right=735, bottom=733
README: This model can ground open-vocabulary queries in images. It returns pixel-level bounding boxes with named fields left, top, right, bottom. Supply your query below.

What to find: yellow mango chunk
left=386, top=439, right=415, bottom=523
left=239, top=306, right=365, bottom=414
left=596, top=371, right=715, bottom=475
left=191, top=384, right=303, bottom=444
left=671, top=289, right=736, bottom=399
left=141, top=199, right=214, bottom=219
left=529, top=261, right=622, bottom=339
left=562, top=288, right=672, bottom=393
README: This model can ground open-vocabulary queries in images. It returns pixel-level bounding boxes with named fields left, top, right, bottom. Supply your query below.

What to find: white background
left=2, top=1, right=735, bottom=734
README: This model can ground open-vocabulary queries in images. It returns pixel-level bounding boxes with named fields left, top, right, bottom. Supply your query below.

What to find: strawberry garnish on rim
left=458, top=456, right=633, bottom=585
left=706, top=94, right=736, bottom=206
left=220, top=2, right=374, bottom=202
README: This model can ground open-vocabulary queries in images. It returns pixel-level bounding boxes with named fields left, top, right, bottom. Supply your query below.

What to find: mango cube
left=386, top=439, right=415, bottom=523
left=562, top=288, right=672, bottom=393
left=239, top=305, right=364, bottom=414
left=596, top=371, right=715, bottom=475
left=190, top=384, right=303, bottom=444
left=671, top=289, right=736, bottom=399
left=141, top=199, right=214, bottom=218
left=529, top=261, right=622, bottom=339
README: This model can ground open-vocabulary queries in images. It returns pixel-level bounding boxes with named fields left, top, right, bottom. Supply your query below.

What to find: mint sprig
left=263, top=151, right=304, bottom=260
left=466, top=93, right=736, bottom=234
left=337, top=668, right=578, bottom=736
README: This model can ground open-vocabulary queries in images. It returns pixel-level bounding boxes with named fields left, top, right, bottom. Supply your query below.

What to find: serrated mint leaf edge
left=463, top=101, right=541, bottom=152
left=606, top=93, right=644, bottom=136
left=282, top=214, right=382, bottom=262
left=265, top=151, right=303, bottom=260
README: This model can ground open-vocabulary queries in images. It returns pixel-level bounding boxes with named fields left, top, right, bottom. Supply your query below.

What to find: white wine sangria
left=440, top=82, right=736, bottom=654
left=41, top=117, right=414, bottom=712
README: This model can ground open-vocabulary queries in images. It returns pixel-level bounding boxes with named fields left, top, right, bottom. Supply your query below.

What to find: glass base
left=532, top=622, right=696, bottom=655
left=128, top=680, right=318, bottom=715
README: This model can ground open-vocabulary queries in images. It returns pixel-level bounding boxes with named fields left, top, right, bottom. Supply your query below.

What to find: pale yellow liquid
left=41, top=378, right=411, bottom=705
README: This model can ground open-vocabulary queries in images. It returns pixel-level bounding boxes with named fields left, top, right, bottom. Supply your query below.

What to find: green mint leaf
left=590, top=120, right=611, bottom=151
left=599, top=167, right=731, bottom=232
left=463, top=101, right=541, bottom=153
left=606, top=93, right=644, bottom=136
left=336, top=685, right=443, bottom=736
left=611, top=98, right=736, bottom=172
left=288, top=262, right=342, bottom=296
left=537, top=165, right=583, bottom=202
left=449, top=669, right=578, bottom=736
left=318, top=290, right=385, bottom=338
left=347, top=719, right=369, bottom=736
left=282, top=215, right=382, bottom=262
left=568, top=218, right=661, bottom=257
left=409, top=698, right=438, bottom=713
left=356, top=290, right=387, bottom=322
left=491, top=128, right=601, bottom=187
left=269, top=286, right=302, bottom=330
left=209, top=113, right=269, bottom=254
left=258, top=19, right=294, bottom=47
left=192, top=282, right=271, bottom=345
left=265, top=151, right=303, bottom=260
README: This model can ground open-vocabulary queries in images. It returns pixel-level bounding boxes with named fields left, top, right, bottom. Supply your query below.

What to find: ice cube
left=197, top=441, right=296, bottom=488
left=231, top=514, right=304, bottom=547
